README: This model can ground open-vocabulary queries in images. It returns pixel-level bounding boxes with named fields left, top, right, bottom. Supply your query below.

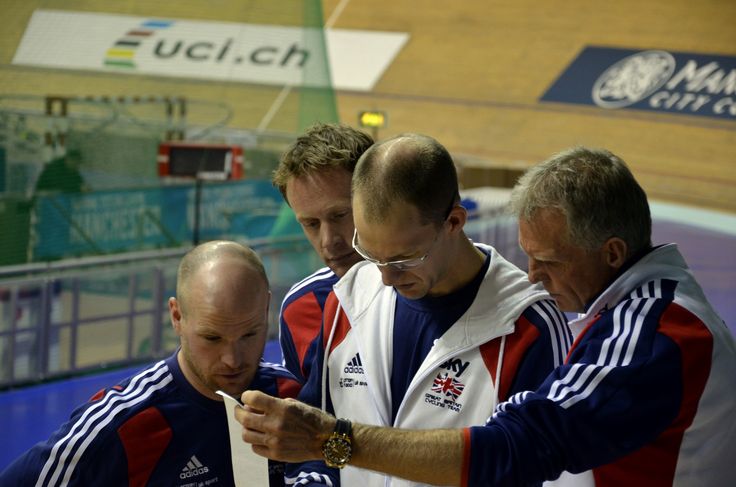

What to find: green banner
left=32, top=179, right=285, bottom=260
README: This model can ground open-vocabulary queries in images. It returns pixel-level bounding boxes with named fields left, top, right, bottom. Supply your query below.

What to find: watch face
left=323, top=435, right=352, bottom=468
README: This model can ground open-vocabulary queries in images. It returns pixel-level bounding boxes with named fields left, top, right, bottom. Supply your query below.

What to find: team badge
left=424, top=357, right=470, bottom=412
left=431, top=372, right=465, bottom=402
left=338, top=353, right=367, bottom=388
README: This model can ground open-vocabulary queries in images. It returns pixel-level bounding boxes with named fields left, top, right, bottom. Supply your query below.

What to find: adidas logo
left=343, top=353, right=364, bottom=374
left=179, top=455, right=210, bottom=479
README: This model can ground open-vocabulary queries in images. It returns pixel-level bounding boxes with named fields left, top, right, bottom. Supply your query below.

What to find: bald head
left=352, top=133, right=459, bottom=225
left=171, top=241, right=271, bottom=400
left=176, top=241, right=269, bottom=316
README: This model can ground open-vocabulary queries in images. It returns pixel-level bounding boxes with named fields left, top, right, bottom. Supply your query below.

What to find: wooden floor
left=1, top=0, right=735, bottom=212
left=323, top=0, right=736, bottom=213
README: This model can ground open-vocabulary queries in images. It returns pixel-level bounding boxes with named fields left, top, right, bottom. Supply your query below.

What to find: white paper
left=217, top=390, right=270, bottom=486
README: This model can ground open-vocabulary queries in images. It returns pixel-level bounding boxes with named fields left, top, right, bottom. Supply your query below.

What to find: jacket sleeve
left=284, top=460, right=340, bottom=486
left=284, top=338, right=341, bottom=486
left=295, top=290, right=345, bottom=413
left=280, top=297, right=307, bottom=384
left=279, top=289, right=329, bottom=386
left=295, top=332, right=327, bottom=408
left=284, top=294, right=342, bottom=485
left=464, top=298, right=686, bottom=486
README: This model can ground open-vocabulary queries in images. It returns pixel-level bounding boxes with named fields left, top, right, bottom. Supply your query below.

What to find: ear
left=169, top=297, right=183, bottom=336
left=446, top=204, right=467, bottom=234
left=602, top=237, right=628, bottom=270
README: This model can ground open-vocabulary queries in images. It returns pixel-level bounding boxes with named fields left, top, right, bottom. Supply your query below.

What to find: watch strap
left=334, top=418, right=352, bottom=438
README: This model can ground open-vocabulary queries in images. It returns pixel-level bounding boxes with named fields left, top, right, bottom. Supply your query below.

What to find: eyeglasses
left=352, top=228, right=441, bottom=271
left=352, top=196, right=458, bottom=271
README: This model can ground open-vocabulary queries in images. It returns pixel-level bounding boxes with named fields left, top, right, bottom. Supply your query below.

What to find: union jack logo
left=432, top=373, right=465, bottom=402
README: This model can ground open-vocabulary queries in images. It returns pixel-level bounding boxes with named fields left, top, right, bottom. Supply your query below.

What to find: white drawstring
left=493, top=335, right=506, bottom=408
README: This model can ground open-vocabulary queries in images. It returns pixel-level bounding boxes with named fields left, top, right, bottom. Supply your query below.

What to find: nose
left=320, top=222, right=344, bottom=251
left=378, top=265, right=403, bottom=287
left=220, top=343, right=242, bottom=370
left=527, top=258, right=543, bottom=284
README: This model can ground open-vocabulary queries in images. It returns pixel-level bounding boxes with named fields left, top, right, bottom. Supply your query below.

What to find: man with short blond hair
left=273, top=123, right=373, bottom=392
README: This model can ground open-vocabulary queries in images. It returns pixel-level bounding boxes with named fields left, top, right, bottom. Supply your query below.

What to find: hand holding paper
left=236, top=390, right=335, bottom=463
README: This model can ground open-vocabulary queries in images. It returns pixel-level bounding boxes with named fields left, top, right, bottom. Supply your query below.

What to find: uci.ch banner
left=540, top=46, right=736, bottom=121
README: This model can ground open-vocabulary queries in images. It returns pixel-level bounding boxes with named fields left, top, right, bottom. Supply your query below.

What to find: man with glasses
left=286, top=133, right=571, bottom=486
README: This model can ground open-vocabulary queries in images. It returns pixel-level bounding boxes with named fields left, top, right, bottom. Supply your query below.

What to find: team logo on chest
left=338, top=352, right=368, bottom=389
left=178, top=454, right=211, bottom=483
left=432, top=373, right=465, bottom=401
left=424, top=357, right=469, bottom=413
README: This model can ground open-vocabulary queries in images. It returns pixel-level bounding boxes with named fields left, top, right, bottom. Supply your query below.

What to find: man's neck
left=428, top=235, right=486, bottom=297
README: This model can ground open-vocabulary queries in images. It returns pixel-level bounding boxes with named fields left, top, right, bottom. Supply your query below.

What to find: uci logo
left=592, top=50, right=676, bottom=108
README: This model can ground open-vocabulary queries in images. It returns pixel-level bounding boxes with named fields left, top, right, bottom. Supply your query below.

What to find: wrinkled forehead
left=519, top=209, right=566, bottom=244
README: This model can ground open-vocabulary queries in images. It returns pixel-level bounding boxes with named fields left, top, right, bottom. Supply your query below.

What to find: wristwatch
left=321, top=418, right=353, bottom=469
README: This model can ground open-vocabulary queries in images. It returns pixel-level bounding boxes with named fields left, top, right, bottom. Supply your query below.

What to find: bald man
left=1, top=241, right=299, bottom=487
